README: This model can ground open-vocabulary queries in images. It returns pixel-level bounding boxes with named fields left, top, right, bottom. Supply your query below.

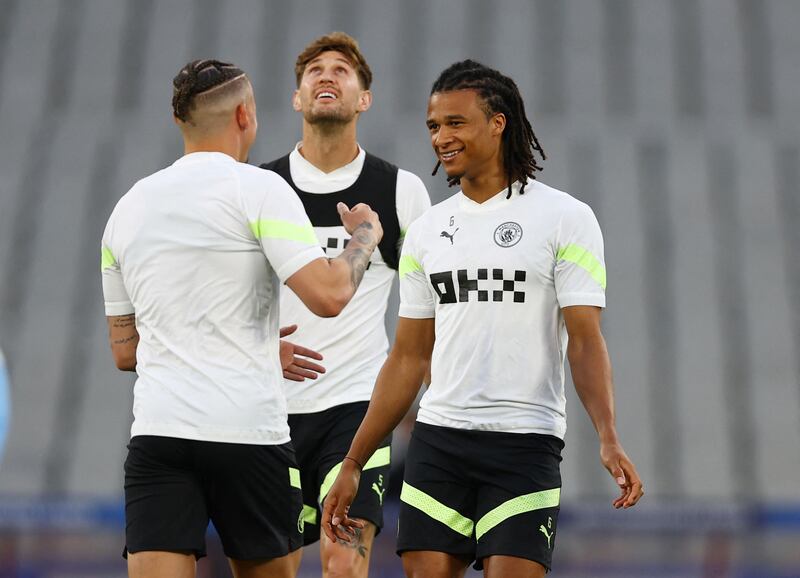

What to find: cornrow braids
left=172, top=59, right=246, bottom=122
left=430, top=60, right=546, bottom=199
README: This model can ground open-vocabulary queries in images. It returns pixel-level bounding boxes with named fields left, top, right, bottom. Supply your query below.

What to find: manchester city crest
left=494, top=222, right=523, bottom=247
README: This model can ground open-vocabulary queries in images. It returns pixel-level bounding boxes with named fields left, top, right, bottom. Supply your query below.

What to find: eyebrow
left=427, top=114, right=468, bottom=124
left=307, top=56, right=353, bottom=68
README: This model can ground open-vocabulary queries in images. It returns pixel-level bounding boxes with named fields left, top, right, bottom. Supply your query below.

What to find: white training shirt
left=399, top=180, right=606, bottom=438
left=280, top=144, right=431, bottom=414
left=101, top=151, right=325, bottom=444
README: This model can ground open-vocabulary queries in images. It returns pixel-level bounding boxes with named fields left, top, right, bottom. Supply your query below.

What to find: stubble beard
left=304, top=104, right=357, bottom=131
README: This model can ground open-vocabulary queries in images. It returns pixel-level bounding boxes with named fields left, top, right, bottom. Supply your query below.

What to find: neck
left=183, top=132, right=246, bottom=162
left=460, top=164, right=510, bottom=204
left=299, top=121, right=359, bottom=173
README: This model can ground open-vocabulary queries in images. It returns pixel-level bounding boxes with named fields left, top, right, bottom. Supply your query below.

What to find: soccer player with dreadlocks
left=322, top=60, right=644, bottom=577
left=101, top=59, right=383, bottom=578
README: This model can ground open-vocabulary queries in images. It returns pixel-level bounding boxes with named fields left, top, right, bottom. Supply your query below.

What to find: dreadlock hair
left=430, top=60, right=546, bottom=199
left=172, top=59, right=248, bottom=125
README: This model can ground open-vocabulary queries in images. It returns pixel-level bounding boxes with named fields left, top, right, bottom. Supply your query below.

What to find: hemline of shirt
left=275, top=246, right=326, bottom=283
left=415, top=412, right=567, bottom=440
left=105, top=299, right=135, bottom=316
left=557, top=292, right=606, bottom=308
left=286, top=390, right=372, bottom=415
left=398, top=304, right=434, bottom=319
left=130, top=422, right=291, bottom=445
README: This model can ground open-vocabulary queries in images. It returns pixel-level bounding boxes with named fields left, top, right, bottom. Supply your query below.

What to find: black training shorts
left=124, top=435, right=304, bottom=560
left=288, top=401, right=392, bottom=545
left=397, top=422, right=564, bottom=572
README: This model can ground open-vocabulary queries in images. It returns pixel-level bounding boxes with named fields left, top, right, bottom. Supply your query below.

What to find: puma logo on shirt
left=440, top=228, right=459, bottom=245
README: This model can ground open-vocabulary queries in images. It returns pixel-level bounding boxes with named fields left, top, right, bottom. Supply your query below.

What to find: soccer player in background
left=101, top=59, right=382, bottom=578
left=322, top=60, right=644, bottom=578
left=259, top=32, right=430, bottom=578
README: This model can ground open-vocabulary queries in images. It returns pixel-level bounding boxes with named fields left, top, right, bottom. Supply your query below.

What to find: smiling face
left=294, top=50, right=372, bottom=126
left=426, top=89, right=506, bottom=183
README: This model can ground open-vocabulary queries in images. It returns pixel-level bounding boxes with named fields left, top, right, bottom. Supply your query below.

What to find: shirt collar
left=173, top=151, right=237, bottom=166
left=457, top=181, right=526, bottom=212
left=289, top=142, right=366, bottom=178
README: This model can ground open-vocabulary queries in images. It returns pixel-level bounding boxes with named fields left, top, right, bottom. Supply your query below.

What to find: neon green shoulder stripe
left=556, top=244, right=607, bottom=289
left=318, top=447, right=391, bottom=505
left=475, top=487, right=560, bottom=541
left=400, top=482, right=474, bottom=537
left=249, top=220, right=317, bottom=245
left=399, top=254, right=423, bottom=279
left=100, top=247, right=116, bottom=271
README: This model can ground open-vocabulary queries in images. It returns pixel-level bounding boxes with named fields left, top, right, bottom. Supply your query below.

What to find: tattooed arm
left=107, top=314, right=139, bottom=371
left=286, top=202, right=383, bottom=318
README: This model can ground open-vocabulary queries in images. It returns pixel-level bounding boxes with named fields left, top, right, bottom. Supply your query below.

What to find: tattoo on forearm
left=336, top=527, right=368, bottom=558
left=110, top=315, right=139, bottom=349
left=112, top=315, right=135, bottom=328
left=340, top=222, right=377, bottom=290
left=344, top=248, right=370, bottom=289
left=112, top=335, right=138, bottom=346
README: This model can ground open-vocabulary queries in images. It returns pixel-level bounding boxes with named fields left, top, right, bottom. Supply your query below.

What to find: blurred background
left=0, top=0, right=799, bottom=576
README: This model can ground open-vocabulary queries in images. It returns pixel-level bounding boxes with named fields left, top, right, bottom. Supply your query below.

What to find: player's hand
left=600, top=441, right=644, bottom=509
left=337, top=202, right=383, bottom=243
left=321, top=459, right=365, bottom=542
left=279, top=325, right=325, bottom=381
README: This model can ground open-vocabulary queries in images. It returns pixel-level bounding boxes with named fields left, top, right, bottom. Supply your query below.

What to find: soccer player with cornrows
left=101, top=59, right=382, bottom=578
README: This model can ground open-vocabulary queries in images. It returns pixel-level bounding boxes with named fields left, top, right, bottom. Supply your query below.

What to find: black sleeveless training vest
left=260, top=152, right=401, bottom=270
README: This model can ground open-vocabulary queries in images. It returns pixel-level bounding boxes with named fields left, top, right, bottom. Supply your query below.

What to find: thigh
left=124, top=436, right=208, bottom=558
left=401, top=550, right=470, bottom=578
left=228, top=549, right=302, bottom=578
left=317, top=405, right=392, bottom=535
left=287, top=411, right=327, bottom=545
left=482, top=555, right=546, bottom=578
left=397, top=423, right=477, bottom=562
left=319, top=519, right=376, bottom=578
left=295, top=402, right=392, bottom=544
left=199, top=441, right=304, bottom=561
left=473, top=433, right=564, bottom=573
left=128, top=551, right=196, bottom=578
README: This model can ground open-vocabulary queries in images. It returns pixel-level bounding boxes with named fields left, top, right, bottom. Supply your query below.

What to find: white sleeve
left=101, top=215, right=134, bottom=316
left=243, top=172, right=325, bottom=282
left=398, top=225, right=435, bottom=319
left=395, top=170, right=432, bottom=243
left=554, top=202, right=607, bottom=308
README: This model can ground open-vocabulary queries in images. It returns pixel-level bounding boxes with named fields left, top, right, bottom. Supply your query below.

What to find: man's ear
left=292, top=90, right=302, bottom=112
left=490, top=112, right=506, bottom=137
left=358, top=90, right=373, bottom=113
left=236, top=102, right=250, bottom=130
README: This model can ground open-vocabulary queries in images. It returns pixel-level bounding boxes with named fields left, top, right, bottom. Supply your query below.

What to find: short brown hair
left=294, top=32, right=372, bottom=89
